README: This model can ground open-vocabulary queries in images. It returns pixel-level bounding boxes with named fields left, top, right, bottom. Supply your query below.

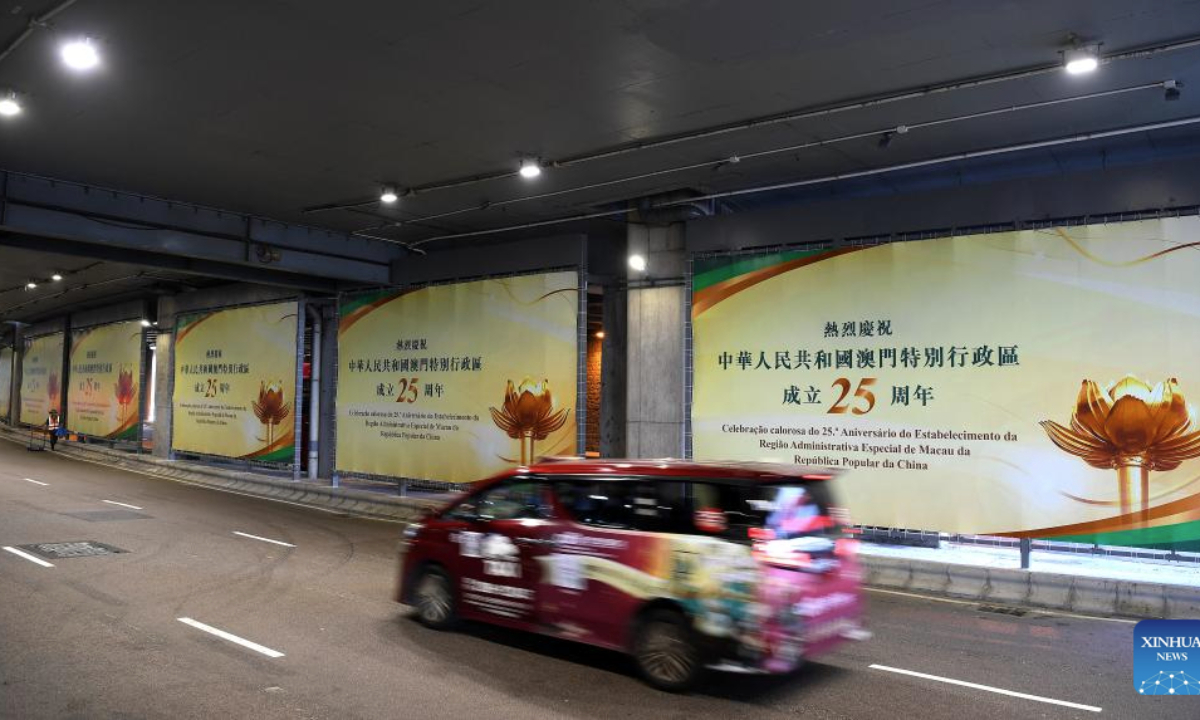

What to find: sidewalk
left=0, top=425, right=438, bottom=523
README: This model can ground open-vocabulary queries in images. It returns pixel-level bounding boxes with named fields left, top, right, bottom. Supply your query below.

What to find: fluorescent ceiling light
left=1064, top=45, right=1099, bottom=75
left=628, top=254, right=647, bottom=272
left=0, top=93, right=21, bottom=117
left=380, top=186, right=399, bottom=203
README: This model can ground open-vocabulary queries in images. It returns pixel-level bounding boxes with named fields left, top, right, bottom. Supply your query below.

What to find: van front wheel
left=413, top=567, right=457, bottom=630
left=633, top=609, right=702, bottom=692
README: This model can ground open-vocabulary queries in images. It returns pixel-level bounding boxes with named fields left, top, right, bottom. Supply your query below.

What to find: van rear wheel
left=633, top=609, right=702, bottom=692
left=413, top=567, right=457, bottom=630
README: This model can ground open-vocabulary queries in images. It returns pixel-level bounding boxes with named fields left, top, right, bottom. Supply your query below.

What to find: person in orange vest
left=46, top=408, right=61, bottom=450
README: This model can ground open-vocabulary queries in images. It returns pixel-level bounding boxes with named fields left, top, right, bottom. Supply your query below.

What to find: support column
left=625, top=222, right=686, bottom=458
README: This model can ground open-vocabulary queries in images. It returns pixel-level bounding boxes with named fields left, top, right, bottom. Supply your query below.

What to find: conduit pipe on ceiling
left=386, top=114, right=1200, bottom=247
left=310, top=32, right=1200, bottom=217
left=0, top=0, right=82, bottom=65
left=353, top=81, right=1170, bottom=237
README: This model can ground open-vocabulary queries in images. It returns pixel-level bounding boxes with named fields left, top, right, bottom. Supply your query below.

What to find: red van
left=397, top=459, right=866, bottom=691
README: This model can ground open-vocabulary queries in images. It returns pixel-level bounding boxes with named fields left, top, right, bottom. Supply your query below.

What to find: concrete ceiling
left=1, top=0, right=1200, bottom=314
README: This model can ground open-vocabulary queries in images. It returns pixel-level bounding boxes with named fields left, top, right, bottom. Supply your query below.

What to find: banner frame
left=167, top=297, right=302, bottom=470
left=64, top=318, right=147, bottom=448
left=332, top=264, right=586, bottom=491
left=684, top=204, right=1200, bottom=460
left=18, top=330, right=66, bottom=429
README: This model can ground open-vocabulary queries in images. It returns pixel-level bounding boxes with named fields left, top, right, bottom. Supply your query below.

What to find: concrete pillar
left=599, top=286, right=627, bottom=457
left=625, top=222, right=686, bottom=458
left=317, top=303, right=337, bottom=479
left=152, top=330, right=174, bottom=459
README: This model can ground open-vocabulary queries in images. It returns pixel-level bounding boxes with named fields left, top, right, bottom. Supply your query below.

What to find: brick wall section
left=586, top=335, right=602, bottom=454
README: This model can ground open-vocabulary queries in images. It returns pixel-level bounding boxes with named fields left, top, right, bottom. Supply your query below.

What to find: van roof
left=520, top=457, right=841, bottom=483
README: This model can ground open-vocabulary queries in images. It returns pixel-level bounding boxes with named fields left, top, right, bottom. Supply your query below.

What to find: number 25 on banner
left=396, top=377, right=420, bottom=403
left=829, top=378, right=876, bottom=415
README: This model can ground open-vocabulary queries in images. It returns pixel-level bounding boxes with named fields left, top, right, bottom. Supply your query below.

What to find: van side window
left=448, top=481, right=552, bottom=521
left=553, top=481, right=633, bottom=529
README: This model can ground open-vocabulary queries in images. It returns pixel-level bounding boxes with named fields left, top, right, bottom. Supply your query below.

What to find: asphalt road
left=0, top=438, right=1183, bottom=719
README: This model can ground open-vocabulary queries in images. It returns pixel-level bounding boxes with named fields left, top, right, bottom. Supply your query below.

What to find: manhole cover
left=19, top=541, right=128, bottom=559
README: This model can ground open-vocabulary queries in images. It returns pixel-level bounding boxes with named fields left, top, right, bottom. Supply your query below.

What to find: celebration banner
left=0, top=347, right=12, bottom=421
left=692, top=217, right=1200, bottom=546
left=68, top=321, right=143, bottom=440
left=172, top=302, right=298, bottom=461
left=20, top=333, right=64, bottom=426
left=337, top=271, right=578, bottom=483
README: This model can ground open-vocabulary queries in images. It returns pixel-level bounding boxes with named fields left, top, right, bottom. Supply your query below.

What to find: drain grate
left=978, top=604, right=1028, bottom=617
left=18, top=541, right=128, bottom=559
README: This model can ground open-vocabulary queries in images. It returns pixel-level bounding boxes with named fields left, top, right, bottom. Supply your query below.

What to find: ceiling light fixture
left=1064, top=44, right=1100, bottom=75
left=25, top=281, right=37, bottom=289
left=0, top=91, right=21, bottom=117
left=1165, top=79, right=1183, bottom=102
left=518, top=158, right=542, bottom=179
left=51, top=273, right=63, bottom=281
left=140, top=319, right=152, bottom=327
left=595, top=330, right=605, bottom=339
left=61, top=37, right=100, bottom=71
left=380, top=186, right=399, bottom=204
left=628, top=254, right=647, bottom=272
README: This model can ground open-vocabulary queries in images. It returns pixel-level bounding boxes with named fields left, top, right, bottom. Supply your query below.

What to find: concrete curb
left=861, top=554, right=1200, bottom=619
left=2, top=427, right=440, bottom=523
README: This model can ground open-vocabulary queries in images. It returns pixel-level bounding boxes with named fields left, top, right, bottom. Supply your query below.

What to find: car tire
left=413, top=566, right=458, bottom=630
left=633, top=609, right=703, bottom=692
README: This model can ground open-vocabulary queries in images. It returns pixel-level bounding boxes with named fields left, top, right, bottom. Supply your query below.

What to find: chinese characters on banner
left=19, top=333, right=64, bottom=426
left=336, top=271, right=578, bottom=484
left=171, top=302, right=299, bottom=461
left=68, top=321, right=143, bottom=440
left=691, top=218, right=1200, bottom=544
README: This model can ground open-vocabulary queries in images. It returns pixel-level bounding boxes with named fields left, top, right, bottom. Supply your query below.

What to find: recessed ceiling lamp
left=518, top=158, right=542, bottom=179
left=0, top=91, right=21, bottom=117
left=628, top=254, right=647, bottom=272
left=61, top=37, right=100, bottom=71
left=380, top=186, right=399, bottom=204
left=1064, top=44, right=1100, bottom=75
left=51, top=273, right=63, bottom=281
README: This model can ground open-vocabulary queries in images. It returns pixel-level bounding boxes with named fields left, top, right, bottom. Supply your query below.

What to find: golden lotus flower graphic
left=114, top=366, right=137, bottom=420
left=489, top=378, right=571, bottom=464
left=252, top=380, right=291, bottom=445
left=1040, top=376, right=1200, bottom=517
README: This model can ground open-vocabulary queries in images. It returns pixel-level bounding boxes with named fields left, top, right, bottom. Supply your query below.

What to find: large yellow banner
left=336, top=271, right=579, bottom=483
left=0, top=347, right=12, bottom=421
left=692, top=217, right=1200, bottom=546
left=172, top=302, right=298, bottom=461
left=68, top=321, right=143, bottom=440
left=20, top=333, right=64, bottom=426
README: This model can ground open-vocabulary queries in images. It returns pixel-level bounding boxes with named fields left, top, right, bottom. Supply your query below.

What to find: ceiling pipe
left=398, top=114, right=1200, bottom=248
left=0, top=0, right=82, bottom=65
left=353, top=80, right=1170, bottom=239
left=309, top=32, right=1200, bottom=217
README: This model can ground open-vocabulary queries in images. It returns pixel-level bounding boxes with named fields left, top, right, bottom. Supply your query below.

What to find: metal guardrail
left=854, top=525, right=1200, bottom=565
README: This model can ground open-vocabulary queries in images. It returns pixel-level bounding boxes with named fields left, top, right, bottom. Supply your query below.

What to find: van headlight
left=402, top=523, right=423, bottom=541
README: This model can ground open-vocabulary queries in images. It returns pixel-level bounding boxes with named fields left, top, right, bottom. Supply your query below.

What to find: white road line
left=865, top=587, right=1138, bottom=624
left=2, top=546, right=54, bottom=568
left=177, top=617, right=285, bottom=658
left=23, top=478, right=48, bottom=486
left=103, top=500, right=144, bottom=510
left=232, top=531, right=296, bottom=548
left=869, top=664, right=1102, bottom=713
